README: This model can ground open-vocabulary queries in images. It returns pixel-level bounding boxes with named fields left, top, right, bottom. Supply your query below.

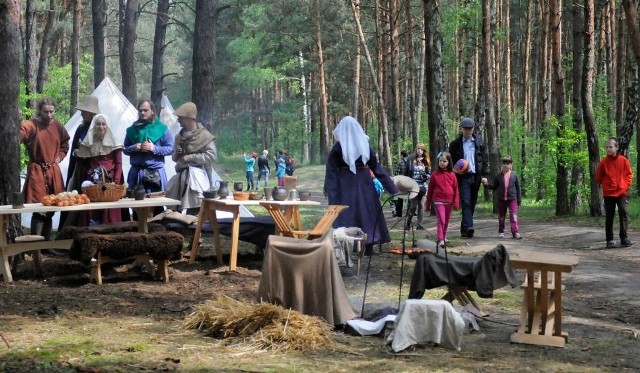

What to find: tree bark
left=389, top=0, right=401, bottom=151
left=350, top=0, right=392, bottom=170
left=192, top=0, right=227, bottom=131
left=0, top=0, right=22, bottom=201
left=151, top=0, right=170, bottom=111
left=424, top=0, right=448, bottom=159
left=481, top=0, right=499, bottom=195
left=70, top=0, right=82, bottom=116
left=570, top=0, right=584, bottom=215
left=24, top=0, right=37, bottom=101
left=120, top=0, right=140, bottom=105
left=314, top=0, right=330, bottom=161
left=550, top=0, right=569, bottom=215
left=92, top=0, right=107, bottom=87
left=583, top=0, right=602, bottom=216
left=352, top=0, right=361, bottom=119
left=0, top=0, right=22, bottom=241
left=36, top=0, right=57, bottom=94
left=622, top=0, right=640, bottom=66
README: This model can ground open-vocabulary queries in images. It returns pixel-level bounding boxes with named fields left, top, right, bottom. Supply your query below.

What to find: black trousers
left=603, top=195, right=629, bottom=242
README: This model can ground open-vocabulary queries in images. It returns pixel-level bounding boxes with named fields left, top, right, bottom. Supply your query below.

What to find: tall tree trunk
left=622, top=0, right=640, bottom=66
left=389, top=0, right=401, bottom=150
left=120, top=0, right=139, bottom=105
left=570, top=0, right=584, bottom=214
left=0, top=0, right=22, bottom=201
left=314, top=0, right=330, bottom=161
left=70, top=0, right=82, bottom=116
left=481, top=0, right=499, bottom=190
left=615, top=8, right=627, bottom=128
left=92, top=0, right=106, bottom=87
left=24, top=0, right=37, bottom=101
left=192, top=1, right=228, bottom=131
left=404, top=0, right=416, bottom=154
left=36, top=0, right=56, bottom=94
left=299, top=51, right=310, bottom=164
left=352, top=0, right=361, bottom=119
left=350, top=0, right=392, bottom=170
left=583, top=0, right=602, bottom=216
left=520, top=0, right=534, bottom=198
left=460, top=0, right=475, bottom=118
left=536, top=0, right=551, bottom=202
left=151, top=0, right=170, bottom=111
left=424, top=0, right=447, bottom=159
left=619, top=58, right=638, bottom=157
left=550, top=0, right=568, bottom=215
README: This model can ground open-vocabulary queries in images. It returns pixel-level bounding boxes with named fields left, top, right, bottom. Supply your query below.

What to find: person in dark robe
left=323, top=115, right=398, bottom=254
left=60, top=95, right=100, bottom=227
left=20, top=98, right=70, bottom=240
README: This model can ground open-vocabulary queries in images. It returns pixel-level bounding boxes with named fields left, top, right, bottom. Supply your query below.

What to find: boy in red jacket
left=595, top=138, right=633, bottom=248
left=425, top=151, right=459, bottom=248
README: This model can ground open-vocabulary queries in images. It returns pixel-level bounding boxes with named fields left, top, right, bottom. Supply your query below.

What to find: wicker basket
left=84, top=182, right=126, bottom=202
left=83, top=166, right=126, bottom=202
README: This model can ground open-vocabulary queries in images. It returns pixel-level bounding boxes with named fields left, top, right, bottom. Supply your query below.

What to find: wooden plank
left=510, top=332, right=567, bottom=348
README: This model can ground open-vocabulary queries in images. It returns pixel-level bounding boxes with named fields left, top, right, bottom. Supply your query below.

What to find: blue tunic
left=324, top=143, right=398, bottom=245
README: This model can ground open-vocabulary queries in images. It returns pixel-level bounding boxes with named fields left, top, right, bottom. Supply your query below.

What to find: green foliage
left=18, top=55, right=93, bottom=170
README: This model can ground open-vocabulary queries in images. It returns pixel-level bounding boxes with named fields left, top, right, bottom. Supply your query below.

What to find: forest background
left=1, top=0, right=640, bottom=218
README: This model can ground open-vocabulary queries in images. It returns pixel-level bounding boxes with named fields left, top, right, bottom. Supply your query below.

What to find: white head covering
left=332, top=116, right=370, bottom=174
left=75, top=113, right=124, bottom=158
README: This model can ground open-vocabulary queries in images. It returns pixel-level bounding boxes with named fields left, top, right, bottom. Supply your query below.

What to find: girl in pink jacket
left=425, top=151, right=460, bottom=248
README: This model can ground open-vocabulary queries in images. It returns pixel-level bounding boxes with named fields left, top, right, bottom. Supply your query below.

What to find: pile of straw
left=182, top=295, right=334, bottom=351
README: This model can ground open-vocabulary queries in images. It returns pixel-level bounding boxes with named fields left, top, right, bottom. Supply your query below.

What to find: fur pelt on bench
left=56, top=221, right=166, bottom=240
left=69, top=231, right=183, bottom=265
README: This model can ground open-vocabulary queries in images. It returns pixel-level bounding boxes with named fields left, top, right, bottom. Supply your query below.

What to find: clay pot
left=134, top=185, right=146, bottom=200
left=264, top=187, right=273, bottom=200
left=233, top=182, right=243, bottom=192
left=272, top=186, right=288, bottom=201
left=218, top=181, right=230, bottom=199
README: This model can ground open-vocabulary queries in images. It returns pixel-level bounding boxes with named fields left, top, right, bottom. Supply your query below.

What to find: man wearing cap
left=449, top=117, right=489, bottom=238
left=66, top=95, right=100, bottom=189
left=166, top=102, right=216, bottom=214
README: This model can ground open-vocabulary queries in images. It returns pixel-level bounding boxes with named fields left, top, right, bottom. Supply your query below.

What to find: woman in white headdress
left=323, top=116, right=398, bottom=253
left=71, top=113, right=124, bottom=225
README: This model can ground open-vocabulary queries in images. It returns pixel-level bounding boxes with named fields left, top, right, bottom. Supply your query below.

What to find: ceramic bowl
left=249, top=193, right=263, bottom=200
left=233, top=191, right=250, bottom=201
left=298, top=191, right=311, bottom=201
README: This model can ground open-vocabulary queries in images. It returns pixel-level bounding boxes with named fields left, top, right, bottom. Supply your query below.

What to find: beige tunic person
left=165, top=102, right=217, bottom=214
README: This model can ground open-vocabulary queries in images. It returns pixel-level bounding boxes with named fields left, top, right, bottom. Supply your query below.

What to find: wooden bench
left=509, top=250, right=579, bottom=347
left=70, top=231, right=184, bottom=284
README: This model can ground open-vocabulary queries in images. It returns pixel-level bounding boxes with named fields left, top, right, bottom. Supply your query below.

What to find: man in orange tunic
left=20, top=98, right=70, bottom=240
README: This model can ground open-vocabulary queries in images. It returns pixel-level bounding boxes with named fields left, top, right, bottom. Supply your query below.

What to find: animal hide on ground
left=56, top=221, right=166, bottom=240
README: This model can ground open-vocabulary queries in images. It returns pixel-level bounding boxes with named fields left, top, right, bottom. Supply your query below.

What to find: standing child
left=425, top=151, right=459, bottom=248
left=244, top=152, right=257, bottom=191
left=276, top=157, right=286, bottom=186
left=483, top=156, right=522, bottom=239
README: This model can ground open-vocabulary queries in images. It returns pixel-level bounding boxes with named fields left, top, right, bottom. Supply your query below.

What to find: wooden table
left=0, top=197, right=180, bottom=282
left=188, top=197, right=320, bottom=270
left=509, top=250, right=579, bottom=347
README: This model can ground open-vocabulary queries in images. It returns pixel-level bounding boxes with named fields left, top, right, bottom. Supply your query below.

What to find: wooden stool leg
left=90, top=255, right=103, bottom=285
left=157, top=260, right=169, bottom=283
left=32, top=250, right=44, bottom=277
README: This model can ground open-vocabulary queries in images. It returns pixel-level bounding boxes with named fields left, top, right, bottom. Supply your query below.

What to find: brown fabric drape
left=257, top=230, right=357, bottom=325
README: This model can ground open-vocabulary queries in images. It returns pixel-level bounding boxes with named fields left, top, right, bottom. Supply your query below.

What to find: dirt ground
left=1, top=203, right=639, bottom=372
